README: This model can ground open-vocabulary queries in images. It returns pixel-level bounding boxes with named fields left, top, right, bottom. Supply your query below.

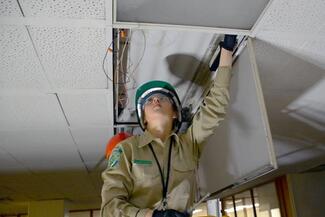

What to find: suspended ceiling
left=115, top=0, right=269, bottom=29
left=0, top=0, right=325, bottom=214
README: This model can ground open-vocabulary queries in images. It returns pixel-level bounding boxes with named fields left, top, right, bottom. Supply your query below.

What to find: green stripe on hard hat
left=135, top=80, right=182, bottom=132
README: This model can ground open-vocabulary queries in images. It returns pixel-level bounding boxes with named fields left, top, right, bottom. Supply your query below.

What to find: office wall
left=289, top=171, right=325, bottom=217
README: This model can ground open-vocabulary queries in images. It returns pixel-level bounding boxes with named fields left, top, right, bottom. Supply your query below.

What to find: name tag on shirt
left=133, top=159, right=152, bottom=166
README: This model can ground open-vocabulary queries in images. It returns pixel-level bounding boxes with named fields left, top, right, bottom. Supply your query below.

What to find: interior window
left=234, top=190, right=255, bottom=217
left=253, top=183, right=281, bottom=217
left=222, top=196, right=236, bottom=217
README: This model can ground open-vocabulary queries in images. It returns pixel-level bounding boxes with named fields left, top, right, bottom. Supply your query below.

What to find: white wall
left=289, top=171, right=325, bottom=217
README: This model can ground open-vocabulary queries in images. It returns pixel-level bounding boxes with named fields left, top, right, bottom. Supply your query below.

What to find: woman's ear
left=172, top=111, right=177, bottom=119
left=143, top=113, right=147, bottom=126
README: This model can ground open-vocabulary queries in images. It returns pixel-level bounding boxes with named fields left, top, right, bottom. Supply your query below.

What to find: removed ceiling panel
left=255, top=0, right=325, bottom=69
left=115, top=0, right=270, bottom=30
left=198, top=39, right=276, bottom=195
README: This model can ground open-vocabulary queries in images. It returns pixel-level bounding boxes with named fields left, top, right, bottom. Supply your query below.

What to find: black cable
left=148, top=138, right=173, bottom=208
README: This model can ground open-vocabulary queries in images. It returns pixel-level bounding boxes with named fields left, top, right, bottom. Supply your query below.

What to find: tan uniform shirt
left=101, top=66, right=232, bottom=217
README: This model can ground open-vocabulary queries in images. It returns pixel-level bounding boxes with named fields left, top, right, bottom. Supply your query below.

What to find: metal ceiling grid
left=0, top=129, right=85, bottom=171
left=19, top=0, right=105, bottom=19
left=0, top=0, right=113, bottom=173
left=27, top=26, right=108, bottom=89
left=0, top=0, right=22, bottom=17
left=254, top=0, right=325, bottom=70
left=0, top=25, right=51, bottom=90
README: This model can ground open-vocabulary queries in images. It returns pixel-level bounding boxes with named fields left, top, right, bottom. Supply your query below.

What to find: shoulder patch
left=108, top=146, right=123, bottom=168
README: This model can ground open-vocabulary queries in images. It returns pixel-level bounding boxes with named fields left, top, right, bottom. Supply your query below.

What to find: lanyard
left=148, top=138, right=173, bottom=210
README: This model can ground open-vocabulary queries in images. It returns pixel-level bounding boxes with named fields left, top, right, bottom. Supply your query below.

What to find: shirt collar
left=138, top=130, right=179, bottom=148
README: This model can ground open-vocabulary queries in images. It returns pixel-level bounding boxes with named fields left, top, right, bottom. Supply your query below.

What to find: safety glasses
left=143, top=93, right=172, bottom=106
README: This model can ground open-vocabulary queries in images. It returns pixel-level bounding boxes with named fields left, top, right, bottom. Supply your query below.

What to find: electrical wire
left=129, top=30, right=146, bottom=89
left=102, top=30, right=134, bottom=85
left=103, top=29, right=147, bottom=110
left=117, top=30, right=130, bottom=77
left=102, top=40, right=114, bottom=82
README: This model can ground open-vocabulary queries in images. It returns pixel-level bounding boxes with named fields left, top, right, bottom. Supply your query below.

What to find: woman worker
left=101, top=35, right=237, bottom=217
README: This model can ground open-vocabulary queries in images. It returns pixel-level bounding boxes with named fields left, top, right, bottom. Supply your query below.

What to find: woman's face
left=143, top=93, right=177, bottom=127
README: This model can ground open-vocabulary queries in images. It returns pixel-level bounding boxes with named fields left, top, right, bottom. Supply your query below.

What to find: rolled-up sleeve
left=101, top=144, right=150, bottom=217
left=184, top=66, right=232, bottom=159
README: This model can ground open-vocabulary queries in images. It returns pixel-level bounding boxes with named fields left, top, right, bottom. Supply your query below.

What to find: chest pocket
left=132, top=159, right=160, bottom=181
left=172, top=158, right=196, bottom=182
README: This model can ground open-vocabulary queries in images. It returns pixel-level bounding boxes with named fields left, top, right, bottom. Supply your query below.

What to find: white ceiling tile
left=19, top=0, right=105, bottom=19
left=256, top=0, right=325, bottom=35
left=255, top=0, right=325, bottom=70
left=58, top=93, right=112, bottom=126
left=0, top=129, right=84, bottom=171
left=28, top=26, right=108, bottom=89
left=70, top=127, right=113, bottom=165
left=0, top=25, right=51, bottom=90
left=0, top=94, right=67, bottom=130
left=0, top=0, right=22, bottom=16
